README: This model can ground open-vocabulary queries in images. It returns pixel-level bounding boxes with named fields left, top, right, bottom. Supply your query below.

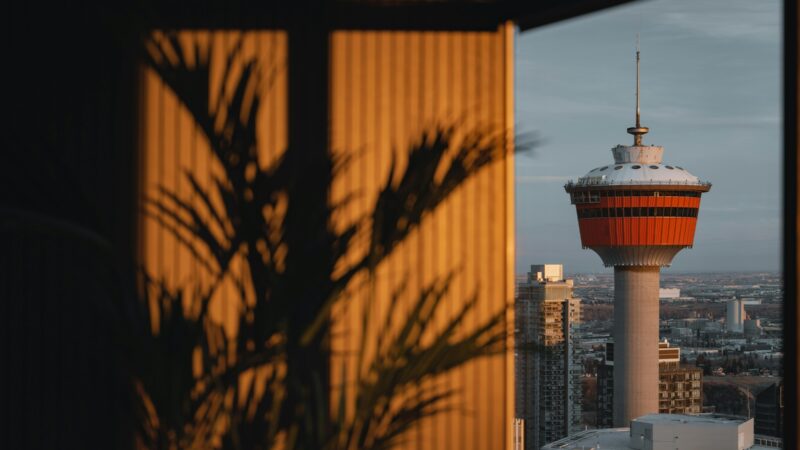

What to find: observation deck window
left=577, top=207, right=699, bottom=219
left=570, top=191, right=601, bottom=204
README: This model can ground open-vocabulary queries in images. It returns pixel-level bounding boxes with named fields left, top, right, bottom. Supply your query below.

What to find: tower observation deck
left=564, top=47, right=710, bottom=427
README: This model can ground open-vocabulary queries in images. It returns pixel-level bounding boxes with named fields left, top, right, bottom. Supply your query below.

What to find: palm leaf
left=332, top=276, right=507, bottom=450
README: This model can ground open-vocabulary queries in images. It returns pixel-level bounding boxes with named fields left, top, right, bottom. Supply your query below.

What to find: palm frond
left=369, top=126, right=506, bottom=266
left=333, top=276, right=508, bottom=450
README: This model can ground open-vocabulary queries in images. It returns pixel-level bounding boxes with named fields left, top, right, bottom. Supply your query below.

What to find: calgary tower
left=564, top=47, right=711, bottom=426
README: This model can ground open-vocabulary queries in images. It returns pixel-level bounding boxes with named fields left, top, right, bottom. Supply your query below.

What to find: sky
left=514, top=0, right=782, bottom=274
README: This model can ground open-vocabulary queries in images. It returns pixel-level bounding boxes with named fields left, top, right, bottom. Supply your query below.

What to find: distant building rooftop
left=541, top=428, right=629, bottom=449
left=542, top=414, right=780, bottom=450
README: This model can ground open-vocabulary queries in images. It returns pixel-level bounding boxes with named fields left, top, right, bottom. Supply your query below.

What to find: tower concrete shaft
left=612, top=266, right=660, bottom=426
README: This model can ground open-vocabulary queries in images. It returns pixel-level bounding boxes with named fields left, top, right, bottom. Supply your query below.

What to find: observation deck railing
left=565, top=179, right=712, bottom=189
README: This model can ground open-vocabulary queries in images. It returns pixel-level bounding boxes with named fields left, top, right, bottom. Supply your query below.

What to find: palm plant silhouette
left=133, top=31, right=523, bottom=450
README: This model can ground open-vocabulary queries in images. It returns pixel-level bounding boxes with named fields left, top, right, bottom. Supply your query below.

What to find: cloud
left=655, top=0, right=781, bottom=42
left=642, top=0, right=780, bottom=44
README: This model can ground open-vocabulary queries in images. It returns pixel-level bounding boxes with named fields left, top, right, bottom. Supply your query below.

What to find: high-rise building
left=516, top=264, right=582, bottom=449
left=513, top=418, right=526, bottom=450
left=597, top=340, right=703, bottom=428
left=755, top=382, right=784, bottom=438
left=596, top=343, right=615, bottom=428
left=564, top=49, right=710, bottom=426
left=657, top=341, right=703, bottom=416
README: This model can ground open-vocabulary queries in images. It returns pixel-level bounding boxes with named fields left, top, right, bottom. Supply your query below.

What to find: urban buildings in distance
left=515, top=264, right=582, bottom=450
left=574, top=271, right=782, bottom=432
left=597, top=339, right=703, bottom=427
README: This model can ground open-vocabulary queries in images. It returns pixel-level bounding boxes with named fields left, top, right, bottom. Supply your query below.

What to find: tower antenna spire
left=627, top=34, right=649, bottom=145
left=636, top=34, right=640, bottom=128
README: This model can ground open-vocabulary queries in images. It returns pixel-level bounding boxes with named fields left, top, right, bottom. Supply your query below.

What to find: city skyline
left=515, top=0, right=781, bottom=274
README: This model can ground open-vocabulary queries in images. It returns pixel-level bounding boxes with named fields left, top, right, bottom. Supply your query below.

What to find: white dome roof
left=576, top=163, right=701, bottom=186
left=572, top=144, right=705, bottom=187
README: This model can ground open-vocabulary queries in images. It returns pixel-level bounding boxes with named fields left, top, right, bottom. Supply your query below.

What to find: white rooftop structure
left=542, top=414, right=780, bottom=450
left=630, top=414, right=753, bottom=450
left=529, top=264, right=566, bottom=284
left=571, top=146, right=706, bottom=187
left=542, top=428, right=630, bottom=450
left=659, top=288, right=680, bottom=299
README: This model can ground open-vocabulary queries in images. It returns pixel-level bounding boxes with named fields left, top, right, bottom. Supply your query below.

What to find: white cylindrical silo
left=727, top=299, right=745, bottom=333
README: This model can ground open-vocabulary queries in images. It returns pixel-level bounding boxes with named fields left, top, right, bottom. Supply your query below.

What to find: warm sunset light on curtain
left=138, top=26, right=515, bottom=450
